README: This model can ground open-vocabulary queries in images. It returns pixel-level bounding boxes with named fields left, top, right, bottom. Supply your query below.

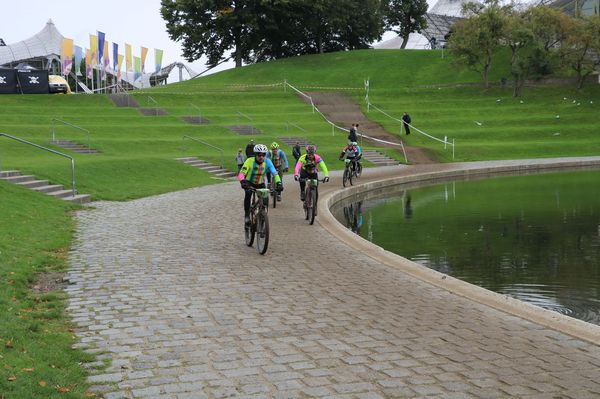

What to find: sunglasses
left=255, top=153, right=266, bottom=158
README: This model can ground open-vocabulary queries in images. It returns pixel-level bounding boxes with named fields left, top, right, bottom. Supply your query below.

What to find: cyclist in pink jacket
left=293, top=145, right=329, bottom=201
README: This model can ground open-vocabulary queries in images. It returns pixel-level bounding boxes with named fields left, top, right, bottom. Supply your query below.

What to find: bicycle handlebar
left=298, top=177, right=328, bottom=183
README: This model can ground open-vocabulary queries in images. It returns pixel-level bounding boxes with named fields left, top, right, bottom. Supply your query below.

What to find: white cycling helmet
left=253, top=144, right=268, bottom=154
left=351, top=142, right=358, bottom=146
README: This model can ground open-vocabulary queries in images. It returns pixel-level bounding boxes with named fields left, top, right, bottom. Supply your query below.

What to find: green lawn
left=0, top=48, right=599, bottom=398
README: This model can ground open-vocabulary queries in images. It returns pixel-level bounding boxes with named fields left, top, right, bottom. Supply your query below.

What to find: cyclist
left=294, top=144, right=329, bottom=201
left=339, top=141, right=362, bottom=175
left=238, top=144, right=283, bottom=225
left=266, top=142, right=289, bottom=202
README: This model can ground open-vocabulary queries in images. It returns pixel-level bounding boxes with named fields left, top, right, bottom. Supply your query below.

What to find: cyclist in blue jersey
left=266, top=142, right=289, bottom=202
left=238, top=144, right=282, bottom=225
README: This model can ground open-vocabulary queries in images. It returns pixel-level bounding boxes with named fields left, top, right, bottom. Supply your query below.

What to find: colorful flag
left=74, top=46, right=83, bottom=76
left=61, top=38, right=74, bottom=76
left=133, top=56, right=141, bottom=80
left=112, top=43, right=119, bottom=71
left=117, top=54, right=124, bottom=81
left=141, top=46, right=148, bottom=73
left=97, top=31, right=105, bottom=66
left=103, top=40, right=110, bottom=76
left=154, top=49, right=163, bottom=73
left=90, top=34, right=98, bottom=67
left=86, top=48, right=92, bottom=79
left=125, top=43, right=132, bottom=71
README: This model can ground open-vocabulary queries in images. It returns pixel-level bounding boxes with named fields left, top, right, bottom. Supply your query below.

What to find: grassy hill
left=0, top=48, right=599, bottom=397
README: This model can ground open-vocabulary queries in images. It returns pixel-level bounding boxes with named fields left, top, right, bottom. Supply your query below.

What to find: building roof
left=0, top=19, right=64, bottom=67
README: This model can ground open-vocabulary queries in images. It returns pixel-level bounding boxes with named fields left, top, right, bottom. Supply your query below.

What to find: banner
left=97, top=31, right=105, bottom=66
left=117, top=54, right=124, bottom=81
left=125, top=43, right=132, bottom=71
left=61, top=38, right=74, bottom=76
left=17, top=70, right=49, bottom=94
left=74, top=46, right=83, bottom=76
left=0, top=69, right=17, bottom=94
left=112, top=43, right=118, bottom=72
left=154, top=49, right=163, bottom=73
left=90, top=34, right=98, bottom=67
left=133, top=56, right=141, bottom=80
left=86, top=48, right=92, bottom=79
left=103, top=41, right=110, bottom=79
left=141, top=46, right=148, bottom=73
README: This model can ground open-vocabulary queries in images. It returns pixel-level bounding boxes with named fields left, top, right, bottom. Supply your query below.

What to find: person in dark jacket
left=348, top=124, right=358, bottom=144
left=402, top=113, right=411, bottom=135
left=292, top=141, right=302, bottom=163
left=245, top=139, right=255, bottom=158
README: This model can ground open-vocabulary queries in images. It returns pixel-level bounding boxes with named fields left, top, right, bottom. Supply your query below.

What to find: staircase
left=278, top=137, right=313, bottom=148
left=176, top=157, right=236, bottom=179
left=226, top=125, right=261, bottom=135
left=181, top=116, right=210, bottom=125
left=50, top=140, right=100, bottom=154
left=0, top=170, right=92, bottom=204
left=361, top=149, right=400, bottom=166
left=138, top=108, right=168, bottom=116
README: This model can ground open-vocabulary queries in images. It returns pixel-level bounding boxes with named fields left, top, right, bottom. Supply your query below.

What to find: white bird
left=577, top=103, right=581, bottom=106
left=572, top=100, right=576, bottom=103
left=519, top=100, right=524, bottom=104
left=591, top=101, right=594, bottom=104
left=553, top=132, right=561, bottom=136
left=556, top=115, right=560, bottom=119
left=563, top=97, right=567, bottom=100
left=496, top=99, right=501, bottom=102
left=474, top=121, right=482, bottom=126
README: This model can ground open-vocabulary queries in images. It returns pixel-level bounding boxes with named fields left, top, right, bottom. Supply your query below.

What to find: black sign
left=17, top=70, right=49, bottom=94
left=0, top=69, right=17, bottom=94
left=0, top=38, right=6, bottom=46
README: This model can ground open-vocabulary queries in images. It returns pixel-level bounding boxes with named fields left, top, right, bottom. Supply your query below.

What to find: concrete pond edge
left=320, top=157, right=600, bottom=345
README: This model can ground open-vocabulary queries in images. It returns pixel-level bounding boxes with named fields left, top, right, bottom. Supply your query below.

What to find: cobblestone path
left=67, top=165, right=600, bottom=399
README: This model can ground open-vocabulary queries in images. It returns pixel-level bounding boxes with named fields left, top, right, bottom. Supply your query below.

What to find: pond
left=331, top=169, right=600, bottom=326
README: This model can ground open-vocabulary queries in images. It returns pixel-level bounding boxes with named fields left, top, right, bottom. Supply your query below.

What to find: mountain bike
left=300, top=177, right=327, bottom=225
left=342, top=158, right=354, bottom=187
left=354, top=159, right=362, bottom=178
left=269, top=166, right=283, bottom=208
left=244, top=187, right=270, bottom=254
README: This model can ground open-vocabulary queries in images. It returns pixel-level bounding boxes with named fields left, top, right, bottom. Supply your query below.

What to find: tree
left=559, top=14, right=600, bottom=89
left=448, top=0, right=508, bottom=88
left=385, top=0, right=428, bottom=49
left=161, top=0, right=260, bottom=68
left=162, top=0, right=387, bottom=67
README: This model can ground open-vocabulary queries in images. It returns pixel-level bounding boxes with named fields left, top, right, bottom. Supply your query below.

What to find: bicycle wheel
left=245, top=211, right=255, bottom=247
left=304, top=188, right=310, bottom=220
left=342, top=167, right=349, bottom=187
left=356, top=162, right=362, bottom=177
left=348, top=168, right=354, bottom=186
left=270, top=179, right=277, bottom=209
left=256, top=210, right=269, bottom=254
left=308, top=189, right=316, bottom=225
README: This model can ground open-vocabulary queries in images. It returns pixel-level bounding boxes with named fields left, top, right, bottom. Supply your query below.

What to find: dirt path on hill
left=305, top=91, right=438, bottom=164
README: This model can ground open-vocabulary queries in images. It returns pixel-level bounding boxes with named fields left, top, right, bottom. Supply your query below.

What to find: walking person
left=402, top=112, right=411, bottom=135
left=245, top=139, right=255, bottom=158
left=348, top=123, right=358, bottom=144
left=292, top=141, right=302, bottom=163
left=235, top=148, right=245, bottom=173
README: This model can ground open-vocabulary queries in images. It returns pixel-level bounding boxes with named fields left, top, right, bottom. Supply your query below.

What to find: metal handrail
left=182, top=135, right=224, bottom=168
left=286, top=122, right=308, bottom=143
left=51, top=118, right=91, bottom=153
left=0, top=133, right=77, bottom=197
left=147, top=96, right=157, bottom=106
left=190, top=104, right=202, bottom=121
left=236, top=111, right=255, bottom=135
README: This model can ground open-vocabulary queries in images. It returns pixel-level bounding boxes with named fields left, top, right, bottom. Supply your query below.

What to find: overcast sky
left=1, top=0, right=435, bottom=80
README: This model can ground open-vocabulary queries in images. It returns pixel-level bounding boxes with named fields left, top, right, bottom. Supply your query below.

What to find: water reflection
left=331, top=169, right=600, bottom=326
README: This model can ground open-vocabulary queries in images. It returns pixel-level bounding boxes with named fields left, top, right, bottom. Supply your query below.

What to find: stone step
left=32, top=184, right=65, bottom=194
left=0, top=170, right=21, bottom=178
left=16, top=179, right=50, bottom=188
left=176, top=157, right=236, bottom=179
left=63, top=194, right=92, bottom=204
left=1, top=174, right=36, bottom=183
left=48, top=189, right=78, bottom=199
left=3, top=169, right=92, bottom=203
left=50, top=140, right=100, bottom=154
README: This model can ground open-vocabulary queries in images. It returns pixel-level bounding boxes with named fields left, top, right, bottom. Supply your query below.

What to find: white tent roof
left=0, top=19, right=63, bottom=66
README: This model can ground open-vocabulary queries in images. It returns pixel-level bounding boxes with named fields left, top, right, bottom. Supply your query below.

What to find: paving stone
left=66, top=164, right=600, bottom=399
